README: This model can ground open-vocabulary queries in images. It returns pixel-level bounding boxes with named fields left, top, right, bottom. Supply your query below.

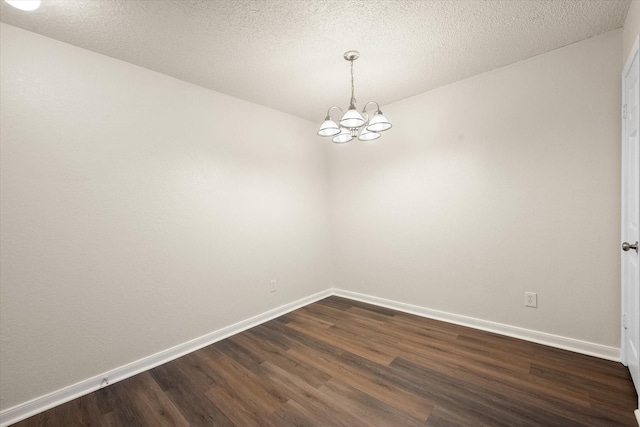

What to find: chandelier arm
left=325, top=106, right=344, bottom=120
left=362, top=101, right=380, bottom=114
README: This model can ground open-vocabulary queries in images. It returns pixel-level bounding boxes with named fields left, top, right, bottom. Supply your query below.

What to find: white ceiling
left=0, top=0, right=631, bottom=122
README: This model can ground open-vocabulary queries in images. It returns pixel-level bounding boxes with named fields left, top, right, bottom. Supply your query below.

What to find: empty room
left=1, top=0, right=640, bottom=426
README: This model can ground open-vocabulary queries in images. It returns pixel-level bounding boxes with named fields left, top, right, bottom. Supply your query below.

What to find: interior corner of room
left=1, top=0, right=640, bottom=426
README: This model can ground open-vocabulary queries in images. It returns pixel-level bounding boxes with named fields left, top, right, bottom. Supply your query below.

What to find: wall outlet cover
left=525, top=292, right=537, bottom=308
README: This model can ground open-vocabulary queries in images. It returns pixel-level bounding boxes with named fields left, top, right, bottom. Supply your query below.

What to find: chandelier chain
left=350, top=59, right=356, bottom=107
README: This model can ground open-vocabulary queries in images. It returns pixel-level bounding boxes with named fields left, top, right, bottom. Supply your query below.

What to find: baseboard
left=0, top=289, right=332, bottom=427
left=0, top=287, right=623, bottom=426
left=332, top=289, right=620, bottom=362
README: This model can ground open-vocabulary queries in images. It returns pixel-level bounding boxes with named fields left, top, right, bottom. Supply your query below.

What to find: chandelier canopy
left=317, top=51, right=392, bottom=144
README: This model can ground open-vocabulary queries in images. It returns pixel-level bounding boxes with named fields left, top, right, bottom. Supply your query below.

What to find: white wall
left=624, top=0, right=640, bottom=63
left=0, top=23, right=330, bottom=411
left=329, top=31, right=622, bottom=347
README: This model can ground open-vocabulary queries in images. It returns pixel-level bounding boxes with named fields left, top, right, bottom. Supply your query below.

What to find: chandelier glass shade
left=317, top=51, right=392, bottom=143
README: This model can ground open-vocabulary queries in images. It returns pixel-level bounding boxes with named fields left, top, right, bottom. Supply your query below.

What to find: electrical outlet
left=524, top=292, right=537, bottom=308
left=270, top=279, right=277, bottom=293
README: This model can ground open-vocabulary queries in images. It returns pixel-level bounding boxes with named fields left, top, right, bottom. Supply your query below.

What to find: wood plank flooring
left=12, top=296, right=638, bottom=426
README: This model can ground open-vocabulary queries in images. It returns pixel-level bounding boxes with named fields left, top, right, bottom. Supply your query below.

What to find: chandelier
left=317, top=51, right=392, bottom=143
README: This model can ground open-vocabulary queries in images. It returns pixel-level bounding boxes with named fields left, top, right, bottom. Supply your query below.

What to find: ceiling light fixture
left=317, top=51, right=391, bottom=144
left=4, top=0, right=41, bottom=11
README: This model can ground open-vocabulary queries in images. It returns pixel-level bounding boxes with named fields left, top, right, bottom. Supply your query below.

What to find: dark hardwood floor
left=12, top=296, right=638, bottom=426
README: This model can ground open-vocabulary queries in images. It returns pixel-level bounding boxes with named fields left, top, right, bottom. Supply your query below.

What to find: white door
left=622, top=36, right=640, bottom=402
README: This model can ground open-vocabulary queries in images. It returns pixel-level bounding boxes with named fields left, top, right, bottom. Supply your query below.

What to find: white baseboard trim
left=0, top=287, right=623, bottom=426
left=0, top=289, right=332, bottom=427
left=332, top=289, right=620, bottom=362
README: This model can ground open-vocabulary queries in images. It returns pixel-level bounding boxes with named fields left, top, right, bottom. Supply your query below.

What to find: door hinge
left=623, top=313, right=628, bottom=329
left=623, top=104, right=628, bottom=120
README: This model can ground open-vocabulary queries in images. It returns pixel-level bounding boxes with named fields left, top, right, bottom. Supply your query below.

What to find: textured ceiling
left=0, top=0, right=631, bottom=122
